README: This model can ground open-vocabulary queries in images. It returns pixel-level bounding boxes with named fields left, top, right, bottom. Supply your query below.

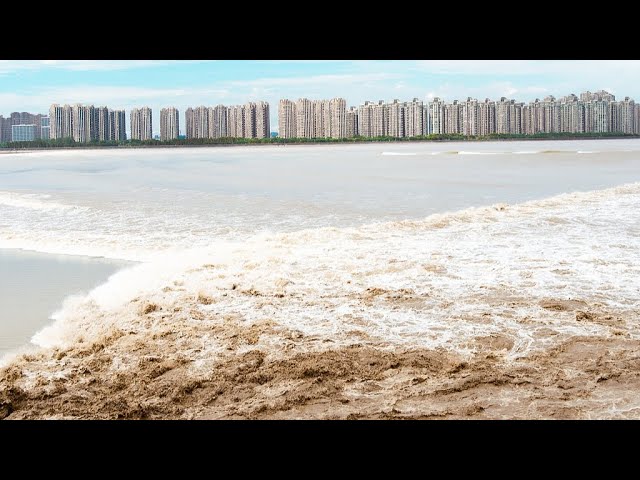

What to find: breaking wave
left=457, top=151, right=504, bottom=155
left=0, top=191, right=88, bottom=213
left=25, top=182, right=640, bottom=361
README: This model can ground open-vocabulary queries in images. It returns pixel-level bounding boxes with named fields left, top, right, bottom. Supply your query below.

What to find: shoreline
left=0, top=248, right=134, bottom=358
left=2, top=135, right=640, bottom=153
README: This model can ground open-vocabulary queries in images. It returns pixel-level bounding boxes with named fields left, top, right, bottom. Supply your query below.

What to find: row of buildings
left=184, top=101, right=270, bottom=140
left=3, top=90, right=640, bottom=143
left=41, top=102, right=270, bottom=143
left=428, top=90, right=639, bottom=136
left=0, top=112, right=50, bottom=142
left=279, top=90, right=640, bottom=139
left=47, top=104, right=170, bottom=142
left=278, top=97, right=428, bottom=139
left=49, top=104, right=127, bottom=142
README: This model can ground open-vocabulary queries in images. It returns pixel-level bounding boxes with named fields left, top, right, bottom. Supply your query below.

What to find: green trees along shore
left=1, top=131, right=639, bottom=149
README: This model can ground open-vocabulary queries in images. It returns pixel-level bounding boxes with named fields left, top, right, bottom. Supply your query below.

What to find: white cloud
left=228, top=72, right=402, bottom=89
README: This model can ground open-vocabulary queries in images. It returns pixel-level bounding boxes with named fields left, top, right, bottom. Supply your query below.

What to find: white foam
left=0, top=191, right=87, bottom=213
left=28, top=182, right=640, bottom=359
left=458, top=151, right=504, bottom=155
left=381, top=152, right=417, bottom=156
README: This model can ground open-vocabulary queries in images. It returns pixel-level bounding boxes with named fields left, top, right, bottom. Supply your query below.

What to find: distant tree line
left=1, top=131, right=638, bottom=150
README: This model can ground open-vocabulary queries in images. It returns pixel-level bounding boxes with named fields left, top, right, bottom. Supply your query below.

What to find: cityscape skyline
left=2, top=60, right=640, bottom=135
left=3, top=87, right=639, bottom=143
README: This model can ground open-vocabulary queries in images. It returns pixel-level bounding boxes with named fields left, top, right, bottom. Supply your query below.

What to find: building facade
left=0, top=111, right=46, bottom=142
left=40, top=116, right=50, bottom=140
left=255, top=101, right=270, bottom=139
left=275, top=90, right=637, bottom=139
left=160, top=107, right=180, bottom=140
left=184, top=102, right=270, bottom=140
left=11, top=124, right=36, bottom=142
left=277, top=98, right=348, bottom=139
left=49, top=104, right=125, bottom=142
left=422, top=89, right=633, bottom=137
left=346, top=106, right=358, bottom=137
left=278, top=99, right=296, bottom=139
left=130, top=107, right=153, bottom=141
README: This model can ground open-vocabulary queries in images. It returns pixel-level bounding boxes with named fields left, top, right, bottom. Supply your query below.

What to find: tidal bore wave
left=1, top=183, right=639, bottom=419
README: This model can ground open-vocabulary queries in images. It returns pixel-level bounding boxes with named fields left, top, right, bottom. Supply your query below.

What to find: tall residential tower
left=130, top=107, right=153, bottom=140
left=160, top=107, right=180, bottom=140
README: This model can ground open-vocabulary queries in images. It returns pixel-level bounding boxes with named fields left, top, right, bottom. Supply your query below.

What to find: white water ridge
left=2, top=141, right=640, bottom=263
left=28, top=181, right=640, bottom=361
left=0, top=141, right=639, bottom=360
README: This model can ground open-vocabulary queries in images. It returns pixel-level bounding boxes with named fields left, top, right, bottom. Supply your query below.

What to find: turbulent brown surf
left=2, top=297, right=639, bottom=420
left=2, top=181, right=639, bottom=419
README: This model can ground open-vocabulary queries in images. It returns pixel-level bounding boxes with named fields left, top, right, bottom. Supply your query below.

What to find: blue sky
left=1, top=60, right=639, bottom=135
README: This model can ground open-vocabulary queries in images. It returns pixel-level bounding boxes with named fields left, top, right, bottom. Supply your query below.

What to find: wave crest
left=0, top=191, right=87, bottom=213
left=26, top=182, right=640, bottom=362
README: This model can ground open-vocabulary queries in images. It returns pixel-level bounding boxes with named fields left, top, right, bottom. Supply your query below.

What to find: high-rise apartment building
left=312, top=100, right=323, bottom=138
left=405, top=98, right=426, bottom=137
left=40, top=116, right=50, bottom=140
left=462, top=98, right=478, bottom=136
left=72, top=104, right=87, bottom=142
left=346, top=106, right=358, bottom=137
left=130, top=107, right=152, bottom=140
left=496, top=97, right=510, bottom=134
left=278, top=99, right=296, bottom=139
left=617, top=97, right=635, bottom=134
left=444, top=100, right=462, bottom=134
left=0, top=117, right=9, bottom=142
left=329, top=97, right=346, bottom=138
left=211, top=105, right=228, bottom=138
left=372, top=100, right=388, bottom=137
left=227, top=105, right=244, bottom=138
left=277, top=98, right=347, bottom=139
left=160, top=107, right=180, bottom=140
left=357, top=101, right=375, bottom=138
left=49, top=103, right=124, bottom=142
left=112, top=110, right=127, bottom=141
left=185, top=108, right=194, bottom=139
left=428, top=98, right=445, bottom=135
left=592, top=100, right=609, bottom=133
left=388, top=100, right=404, bottom=138
left=255, top=101, right=270, bottom=139
left=295, top=98, right=314, bottom=138
left=96, top=107, right=110, bottom=141
left=244, top=102, right=257, bottom=138
left=184, top=102, right=269, bottom=140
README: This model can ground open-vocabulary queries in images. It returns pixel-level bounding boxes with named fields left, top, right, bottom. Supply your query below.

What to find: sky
left=1, top=60, right=639, bottom=135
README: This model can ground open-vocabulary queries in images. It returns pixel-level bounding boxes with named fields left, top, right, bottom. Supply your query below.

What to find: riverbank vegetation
left=1, top=131, right=638, bottom=150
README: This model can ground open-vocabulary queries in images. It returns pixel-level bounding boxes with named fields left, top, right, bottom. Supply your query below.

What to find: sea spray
left=26, top=183, right=640, bottom=360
